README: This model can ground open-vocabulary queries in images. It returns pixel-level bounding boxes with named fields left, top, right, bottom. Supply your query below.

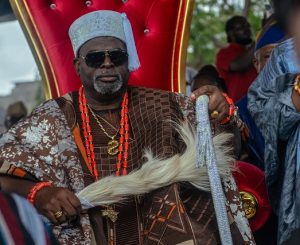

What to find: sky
left=0, top=20, right=37, bottom=96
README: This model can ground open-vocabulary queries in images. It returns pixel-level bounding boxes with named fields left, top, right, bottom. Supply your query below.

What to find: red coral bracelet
left=27, top=182, right=52, bottom=205
left=220, top=93, right=236, bottom=124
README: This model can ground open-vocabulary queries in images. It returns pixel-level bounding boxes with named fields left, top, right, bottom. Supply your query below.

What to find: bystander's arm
left=229, top=43, right=255, bottom=72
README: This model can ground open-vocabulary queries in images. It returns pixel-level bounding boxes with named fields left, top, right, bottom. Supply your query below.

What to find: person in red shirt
left=216, top=16, right=257, bottom=103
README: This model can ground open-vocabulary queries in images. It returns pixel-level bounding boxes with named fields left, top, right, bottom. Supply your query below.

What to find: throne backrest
left=10, top=0, right=194, bottom=99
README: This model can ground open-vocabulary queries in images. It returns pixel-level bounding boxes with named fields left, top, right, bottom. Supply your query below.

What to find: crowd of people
left=190, top=0, right=300, bottom=244
left=0, top=0, right=300, bottom=244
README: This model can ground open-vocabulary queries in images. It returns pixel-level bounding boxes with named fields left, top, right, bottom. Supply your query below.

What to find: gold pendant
left=101, top=206, right=119, bottom=223
left=107, top=139, right=119, bottom=155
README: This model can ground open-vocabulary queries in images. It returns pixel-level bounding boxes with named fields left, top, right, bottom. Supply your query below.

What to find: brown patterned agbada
left=0, top=86, right=255, bottom=245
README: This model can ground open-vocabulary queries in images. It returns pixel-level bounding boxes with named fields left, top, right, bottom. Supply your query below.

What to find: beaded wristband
left=220, top=93, right=236, bottom=124
left=27, top=182, right=52, bottom=205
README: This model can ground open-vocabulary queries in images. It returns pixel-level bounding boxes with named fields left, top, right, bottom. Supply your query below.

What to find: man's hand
left=35, top=186, right=81, bottom=224
left=190, top=85, right=229, bottom=123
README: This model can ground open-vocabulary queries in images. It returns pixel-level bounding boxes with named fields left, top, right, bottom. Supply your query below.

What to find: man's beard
left=93, top=74, right=123, bottom=95
left=235, top=36, right=252, bottom=45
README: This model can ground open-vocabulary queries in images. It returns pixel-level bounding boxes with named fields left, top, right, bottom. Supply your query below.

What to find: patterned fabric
left=0, top=100, right=91, bottom=244
left=249, top=73, right=300, bottom=244
left=247, top=38, right=300, bottom=244
left=0, top=86, right=254, bottom=244
left=236, top=96, right=265, bottom=169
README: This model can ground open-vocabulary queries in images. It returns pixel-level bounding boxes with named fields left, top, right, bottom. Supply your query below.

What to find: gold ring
left=54, top=210, right=63, bottom=219
left=210, top=110, right=219, bottom=119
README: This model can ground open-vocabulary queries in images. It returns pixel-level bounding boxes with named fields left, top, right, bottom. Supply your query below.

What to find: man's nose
left=101, top=54, right=114, bottom=67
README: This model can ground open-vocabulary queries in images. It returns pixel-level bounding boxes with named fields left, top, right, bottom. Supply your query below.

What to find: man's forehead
left=81, top=37, right=126, bottom=52
left=234, top=20, right=249, bottom=27
left=256, top=44, right=277, bottom=54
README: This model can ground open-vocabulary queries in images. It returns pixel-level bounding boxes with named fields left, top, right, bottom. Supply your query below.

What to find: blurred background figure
left=253, top=19, right=286, bottom=73
left=216, top=16, right=257, bottom=103
left=238, top=16, right=286, bottom=245
left=191, top=64, right=243, bottom=159
left=191, top=64, right=227, bottom=93
left=0, top=108, right=5, bottom=134
left=4, top=101, right=27, bottom=130
left=238, top=19, right=286, bottom=170
left=261, top=0, right=274, bottom=26
left=185, top=65, right=197, bottom=96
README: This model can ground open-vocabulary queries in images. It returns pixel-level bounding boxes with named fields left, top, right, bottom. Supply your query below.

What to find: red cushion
left=11, top=0, right=194, bottom=98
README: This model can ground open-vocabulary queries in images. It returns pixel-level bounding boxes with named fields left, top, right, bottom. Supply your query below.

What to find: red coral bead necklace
left=78, top=86, right=129, bottom=180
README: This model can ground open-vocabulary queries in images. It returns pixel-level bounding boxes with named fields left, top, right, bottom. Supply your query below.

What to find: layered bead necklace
left=78, top=86, right=129, bottom=180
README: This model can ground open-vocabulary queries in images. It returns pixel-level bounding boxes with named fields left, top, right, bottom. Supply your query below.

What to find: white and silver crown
left=68, top=10, right=140, bottom=71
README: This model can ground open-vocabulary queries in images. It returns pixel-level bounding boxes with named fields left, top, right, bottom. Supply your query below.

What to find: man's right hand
left=35, top=186, right=81, bottom=224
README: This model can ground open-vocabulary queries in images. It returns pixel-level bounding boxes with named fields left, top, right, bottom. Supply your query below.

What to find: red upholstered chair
left=10, top=0, right=195, bottom=99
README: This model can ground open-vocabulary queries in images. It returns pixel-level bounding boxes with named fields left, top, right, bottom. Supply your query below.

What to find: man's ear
left=253, top=57, right=259, bottom=72
left=73, top=58, right=80, bottom=75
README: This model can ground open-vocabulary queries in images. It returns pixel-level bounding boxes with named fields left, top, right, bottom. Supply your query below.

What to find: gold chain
left=93, top=113, right=119, bottom=132
left=87, top=105, right=119, bottom=140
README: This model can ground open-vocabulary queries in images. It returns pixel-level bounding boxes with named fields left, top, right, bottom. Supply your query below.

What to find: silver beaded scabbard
left=196, top=95, right=233, bottom=245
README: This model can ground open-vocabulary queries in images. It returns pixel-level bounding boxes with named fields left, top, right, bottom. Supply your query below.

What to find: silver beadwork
left=69, top=11, right=125, bottom=55
left=196, top=95, right=233, bottom=245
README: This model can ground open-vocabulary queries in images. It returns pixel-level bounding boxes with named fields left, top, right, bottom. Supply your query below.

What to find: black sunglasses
left=82, top=49, right=128, bottom=68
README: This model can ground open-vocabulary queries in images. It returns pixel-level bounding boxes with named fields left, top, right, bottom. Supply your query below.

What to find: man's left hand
left=190, top=85, right=229, bottom=123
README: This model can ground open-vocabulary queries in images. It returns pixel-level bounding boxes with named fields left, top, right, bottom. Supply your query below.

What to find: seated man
left=4, top=101, right=28, bottom=130
left=0, top=10, right=253, bottom=244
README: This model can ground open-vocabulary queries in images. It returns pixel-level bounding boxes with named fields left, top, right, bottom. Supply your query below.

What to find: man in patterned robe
left=247, top=0, right=300, bottom=244
left=0, top=10, right=254, bottom=244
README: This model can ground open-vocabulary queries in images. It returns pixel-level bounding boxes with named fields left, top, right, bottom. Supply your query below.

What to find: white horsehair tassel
left=76, top=120, right=234, bottom=208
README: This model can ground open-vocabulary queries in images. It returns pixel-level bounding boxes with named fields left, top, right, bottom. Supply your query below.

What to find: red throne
left=10, top=0, right=194, bottom=99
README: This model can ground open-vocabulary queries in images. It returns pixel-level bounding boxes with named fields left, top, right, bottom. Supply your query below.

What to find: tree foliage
left=187, top=0, right=265, bottom=69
